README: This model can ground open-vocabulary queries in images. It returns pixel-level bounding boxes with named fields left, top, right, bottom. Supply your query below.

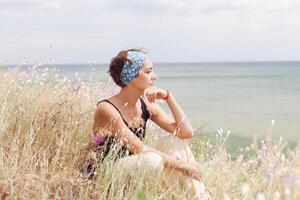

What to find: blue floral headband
left=120, top=51, right=148, bottom=86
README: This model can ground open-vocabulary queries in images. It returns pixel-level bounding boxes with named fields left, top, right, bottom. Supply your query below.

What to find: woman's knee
left=155, top=135, right=187, bottom=152
left=137, top=151, right=164, bottom=172
left=155, top=135, right=195, bottom=161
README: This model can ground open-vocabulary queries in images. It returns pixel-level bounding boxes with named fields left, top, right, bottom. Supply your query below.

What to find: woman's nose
left=152, top=72, right=158, bottom=80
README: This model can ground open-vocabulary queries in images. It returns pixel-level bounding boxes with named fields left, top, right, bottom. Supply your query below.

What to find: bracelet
left=162, top=90, right=169, bottom=100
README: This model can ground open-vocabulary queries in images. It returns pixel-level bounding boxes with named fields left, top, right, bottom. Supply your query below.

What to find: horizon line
left=3, top=59, right=300, bottom=66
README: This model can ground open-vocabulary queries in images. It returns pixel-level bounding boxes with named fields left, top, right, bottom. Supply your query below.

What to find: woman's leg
left=116, top=151, right=164, bottom=175
left=110, top=152, right=163, bottom=199
left=155, top=135, right=209, bottom=200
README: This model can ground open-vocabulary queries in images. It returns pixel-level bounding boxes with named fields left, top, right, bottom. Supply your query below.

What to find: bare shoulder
left=93, top=101, right=122, bottom=130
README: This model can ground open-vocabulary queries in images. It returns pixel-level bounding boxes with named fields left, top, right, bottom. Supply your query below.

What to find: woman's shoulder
left=96, top=95, right=119, bottom=111
left=93, top=100, right=124, bottom=135
left=94, top=99, right=121, bottom=123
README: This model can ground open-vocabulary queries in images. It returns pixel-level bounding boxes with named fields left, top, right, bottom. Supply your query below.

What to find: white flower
left=271, top=119, right=275, bottom=126
left=284, top=187, right=291, bottom=198
left=227, top=130, right=231, bottom=136
left=217, top=128, right=223, bottom=136
left=223, top=194, right=231, bottom=200
left=89, top=60, right=96, bottom=65
left=273, top=191, right=280, bottom=200
left=241, top=183, right=250, bottom=195
left=255, top=193, right=266, bottom=200
left=22, top=59, right=29, bottom=65
left=281, top=154, right=286, bottom=161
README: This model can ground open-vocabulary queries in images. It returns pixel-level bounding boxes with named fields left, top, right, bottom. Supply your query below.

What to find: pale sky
left=1, top=0, right=300, bottom=64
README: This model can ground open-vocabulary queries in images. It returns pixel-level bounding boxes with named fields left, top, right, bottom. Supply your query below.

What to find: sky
left=0, top=0, right=300, bottom=64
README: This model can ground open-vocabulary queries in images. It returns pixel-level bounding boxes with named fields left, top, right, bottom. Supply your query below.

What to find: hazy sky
left=1, top=0, right=300, bottom=64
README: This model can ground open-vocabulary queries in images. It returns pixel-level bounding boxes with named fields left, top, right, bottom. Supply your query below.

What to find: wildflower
left=18, top=106, right=25, bottom=113
left=226, top=130, right=231, bottom=136
left=255, top=193, right=266, bottom=200
left=137, top=159, right=142, bottom=167
left=280, top=154, right=286, bottom=162
left=284, top=187, right=291, bottom=199
left=271, top=119, right=275, bottom=126
left=284, top=175, right=300, bottom=186
left=217, top=128, right=223, bottom=136
left=22, top=59, right=29, bottom=65
left=89, top=60, right=96, bottom=65
left=245, top=146, right=250, bottom=152
left=273, top=191, right=280, bottom=200
left=261, top=144, right=267, bottom=151
left=264, top=168, right=276, bottom=181
left=223, top=194, right=231, bottom=200
left=241, top=183, right=250, bottom=195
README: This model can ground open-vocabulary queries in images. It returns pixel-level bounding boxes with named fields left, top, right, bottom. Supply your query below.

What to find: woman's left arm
left=144, top=88, right=194, bottom=139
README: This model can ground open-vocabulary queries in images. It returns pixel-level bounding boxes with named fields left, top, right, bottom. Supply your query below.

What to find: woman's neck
left=115, top=86, right=143, bottom=109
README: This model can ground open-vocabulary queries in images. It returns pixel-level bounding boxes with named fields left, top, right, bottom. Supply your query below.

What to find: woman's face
left=130, top=59, right=158, bottom=92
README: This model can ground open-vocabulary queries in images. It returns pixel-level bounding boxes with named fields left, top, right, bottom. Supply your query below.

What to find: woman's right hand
left=179, top=160, right=203, bottom=181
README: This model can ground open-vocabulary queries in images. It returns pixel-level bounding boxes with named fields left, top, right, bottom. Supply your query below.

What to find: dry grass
left=0, top=65, right=299, bottom=199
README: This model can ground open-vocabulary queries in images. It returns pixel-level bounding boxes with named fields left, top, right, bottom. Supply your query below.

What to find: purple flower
left=285, top=175, right=300, bottom=186
left=92, top=132, right=106, bottom=145
left=264, top=169, right=276, bottom=180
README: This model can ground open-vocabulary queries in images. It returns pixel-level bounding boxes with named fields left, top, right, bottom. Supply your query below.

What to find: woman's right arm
left=93, top=103, right=202, bottom=181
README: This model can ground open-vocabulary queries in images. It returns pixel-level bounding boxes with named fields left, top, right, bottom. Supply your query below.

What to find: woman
left=91, top=49, right=209, bottom=199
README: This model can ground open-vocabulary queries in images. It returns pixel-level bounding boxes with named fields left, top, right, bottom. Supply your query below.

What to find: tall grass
left=0, top=65, right=299, bottom=199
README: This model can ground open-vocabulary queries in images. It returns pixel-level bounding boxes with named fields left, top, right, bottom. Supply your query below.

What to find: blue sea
left=6, top=61, right=300, bottom=141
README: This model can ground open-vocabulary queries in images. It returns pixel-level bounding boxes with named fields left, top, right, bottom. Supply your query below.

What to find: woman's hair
left=108, top=48, right=146, bottom=87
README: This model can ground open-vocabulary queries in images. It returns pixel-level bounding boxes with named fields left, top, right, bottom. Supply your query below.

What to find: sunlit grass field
left=0, top=65, right=299, bottom=199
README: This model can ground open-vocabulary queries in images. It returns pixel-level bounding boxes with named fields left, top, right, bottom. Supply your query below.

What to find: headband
left=120, top=51, right=148, bottom=86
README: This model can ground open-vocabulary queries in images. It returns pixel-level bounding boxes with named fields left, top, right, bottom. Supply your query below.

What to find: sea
left=4, top=61, right=300, bottom=142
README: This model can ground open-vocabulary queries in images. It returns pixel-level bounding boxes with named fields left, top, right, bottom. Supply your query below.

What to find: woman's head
left=108, top=48, right=157, bottom=90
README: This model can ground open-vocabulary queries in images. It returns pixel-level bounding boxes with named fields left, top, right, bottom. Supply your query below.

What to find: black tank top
left=95, top=97, right=150, bottom=161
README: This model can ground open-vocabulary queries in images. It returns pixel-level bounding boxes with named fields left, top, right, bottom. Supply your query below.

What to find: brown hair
left=108, top=48, right=146, bottom=87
